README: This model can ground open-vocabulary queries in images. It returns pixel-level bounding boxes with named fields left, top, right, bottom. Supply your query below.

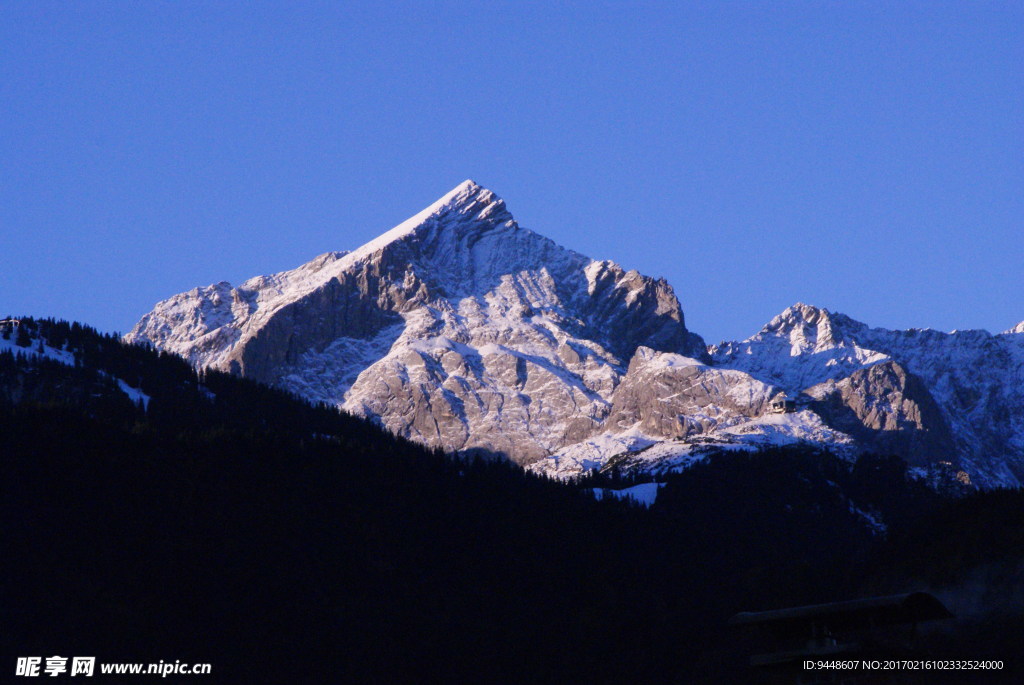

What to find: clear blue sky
left=3, top=1, right=1021, bottom=343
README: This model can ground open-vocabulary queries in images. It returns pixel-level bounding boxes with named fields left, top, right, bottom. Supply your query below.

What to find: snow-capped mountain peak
left=755, top=303, right=868, bottom=352
left=708, top=304, right=889, bottom=393
left=129, top=181, right=705, bottom=464
left=345, top=179, right=513, bottom=264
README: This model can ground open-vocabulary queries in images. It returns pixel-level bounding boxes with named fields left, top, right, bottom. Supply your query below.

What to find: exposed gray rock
left=604, top=347, right=775, bottom=439
left=805, top=360, right=956, bottom=466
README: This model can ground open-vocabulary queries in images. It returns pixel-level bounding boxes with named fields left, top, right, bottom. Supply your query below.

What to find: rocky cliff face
left=129, top=186, right=1024, bottom=488
left=605, top=347, right=774, bottom=438
left=805, top=360, right=955, bottom=466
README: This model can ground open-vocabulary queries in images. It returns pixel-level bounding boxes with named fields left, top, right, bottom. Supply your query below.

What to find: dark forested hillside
left=2, top=318, right=1021, bottom=683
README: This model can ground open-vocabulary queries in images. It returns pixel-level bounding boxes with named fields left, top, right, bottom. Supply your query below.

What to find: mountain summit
left=128, top=181, right=706, bottom=463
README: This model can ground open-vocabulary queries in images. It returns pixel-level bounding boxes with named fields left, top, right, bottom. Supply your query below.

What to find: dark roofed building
left=729, top=593, right=953, bottom=683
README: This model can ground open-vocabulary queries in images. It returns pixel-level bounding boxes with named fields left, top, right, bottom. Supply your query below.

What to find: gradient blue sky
left=3, top=1, right=1021, bottom=343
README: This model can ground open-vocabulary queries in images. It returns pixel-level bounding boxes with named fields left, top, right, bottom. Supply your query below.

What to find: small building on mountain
left=768, top=392, right=796, bottom=414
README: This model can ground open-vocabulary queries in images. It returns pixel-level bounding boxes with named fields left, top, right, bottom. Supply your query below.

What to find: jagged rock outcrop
left=805, top=360, right=956, bottom=465
left=604, top=347, right=774, bottom=438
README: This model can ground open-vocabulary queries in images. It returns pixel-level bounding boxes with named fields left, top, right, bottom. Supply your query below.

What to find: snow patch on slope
left=592, top=482, right=665, bottom=507
left=1, top=331, right=151, bottom=408
left=529, top=410, right=856, bottom=480
left=0, top=334, right=75, bottom=366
